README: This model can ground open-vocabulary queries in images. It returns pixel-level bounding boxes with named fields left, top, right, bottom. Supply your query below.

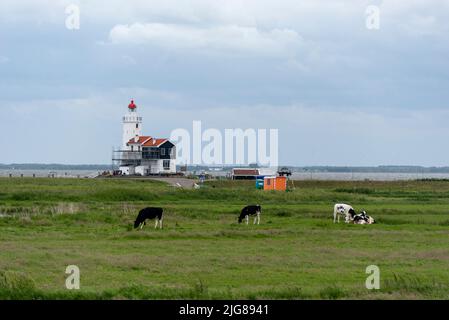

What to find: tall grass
left=383, top=274, right=448, bottom=296
left=1, top=178, right=449, bottom=299
left=0, top=270, right=38, bottom=299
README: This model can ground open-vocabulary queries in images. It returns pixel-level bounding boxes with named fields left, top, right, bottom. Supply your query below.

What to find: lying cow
left=333, top=203, right=357, bottom=223
left=134, top=207, right=164, bottom=229
left=238, top=205, right=261, bottom=225
left=353, top=210, right=375, bottom=225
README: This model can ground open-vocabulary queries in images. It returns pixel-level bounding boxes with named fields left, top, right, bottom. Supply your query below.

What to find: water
left=291, top=172, right=449, bottom=181
left=0, top=169, right=100, bottom=178
left=2, top=169, right=449, bottom=181
left=204, top=171, right=449, bottom=181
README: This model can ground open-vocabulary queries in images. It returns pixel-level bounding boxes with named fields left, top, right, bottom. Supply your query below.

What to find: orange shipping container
left=263, top=176, right=287, bottom=191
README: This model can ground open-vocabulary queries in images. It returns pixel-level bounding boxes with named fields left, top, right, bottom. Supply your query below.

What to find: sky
left=0, top=0, right=448, bottom=166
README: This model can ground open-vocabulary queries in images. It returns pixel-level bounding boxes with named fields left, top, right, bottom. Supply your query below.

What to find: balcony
left=112, top=150, right=142, bottom=166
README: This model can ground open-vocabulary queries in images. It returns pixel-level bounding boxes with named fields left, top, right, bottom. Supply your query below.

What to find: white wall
left=120, top=160, right=176, bottom=175
left=140, top=159, right=176, bottom=174
left=122, top=111, right=142, bottom=148
left=119, top=166, right=135, bottom=175
left=135, top=166, right=149, bottom=176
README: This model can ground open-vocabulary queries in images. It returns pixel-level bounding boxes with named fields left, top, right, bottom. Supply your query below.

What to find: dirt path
left=146, top=177, right=198, bottom=188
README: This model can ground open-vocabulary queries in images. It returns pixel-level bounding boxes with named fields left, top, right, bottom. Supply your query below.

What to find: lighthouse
left=114, top=99, right=176, bottom=176
left=122, top=99, right=142, bottom=149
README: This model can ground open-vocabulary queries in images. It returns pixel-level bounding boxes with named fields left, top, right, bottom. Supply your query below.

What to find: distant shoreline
left=1, top=163, right=449, bottom=173
left=0, top=164, right=111, bottom=171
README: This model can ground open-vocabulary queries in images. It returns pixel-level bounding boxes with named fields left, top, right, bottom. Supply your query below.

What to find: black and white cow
left=134, top=207, right=164, bottom=229
left=353, top=210, right=375, bottom=225
left=333, top=203, right=357, bottom=223
left=238, top=205, right=261, bottom=225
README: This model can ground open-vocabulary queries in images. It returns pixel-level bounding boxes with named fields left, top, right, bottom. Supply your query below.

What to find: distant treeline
left=296, top=166, right=449, bottom=173
left=0, top=164, right=111, bottom=170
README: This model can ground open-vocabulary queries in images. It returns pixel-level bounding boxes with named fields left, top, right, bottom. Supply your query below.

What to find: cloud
left=1, top=1, right=449, bottom=165
left=108, top=23, right=302, bottom=57
left=2, top=0, right=449, bottom=35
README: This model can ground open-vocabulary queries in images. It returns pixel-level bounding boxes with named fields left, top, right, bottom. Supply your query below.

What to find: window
left=142, top=147, right=159, bottom=159
left=161, top=148, right=165, bottom=156
left=163, top=160, right=170, bottom=169
left=166, top=148, right=172, bottom=157
left=136, top=124, right=139, bottom=129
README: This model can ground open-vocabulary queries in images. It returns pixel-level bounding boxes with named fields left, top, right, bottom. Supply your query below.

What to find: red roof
left=143, top=138, right=167, bottom=147
left=127, top=136, right=168, bottom=147
left=128, top=136, right=151, bottom=145
left=232, top=169, right=259, bottom=176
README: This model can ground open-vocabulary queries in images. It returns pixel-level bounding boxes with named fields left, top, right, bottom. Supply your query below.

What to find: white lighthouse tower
left=122, top=99, right=142, bottom=149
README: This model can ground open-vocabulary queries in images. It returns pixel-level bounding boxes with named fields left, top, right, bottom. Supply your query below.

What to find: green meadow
left=0, top=177, right=448, bottom=299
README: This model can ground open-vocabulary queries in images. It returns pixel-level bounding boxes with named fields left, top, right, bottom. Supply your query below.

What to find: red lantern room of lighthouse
left=128, top=99, right=137, bottom=111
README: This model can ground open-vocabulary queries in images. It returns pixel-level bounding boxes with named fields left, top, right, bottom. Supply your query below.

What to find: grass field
left=0, top=177, right=449, bottom=300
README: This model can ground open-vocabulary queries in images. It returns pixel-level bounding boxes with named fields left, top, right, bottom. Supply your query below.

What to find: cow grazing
left=134, top=207, right=164, bottom=229
left=238, top=205, right=261, bottom=225
left=333, top=203, right=357, bottom=223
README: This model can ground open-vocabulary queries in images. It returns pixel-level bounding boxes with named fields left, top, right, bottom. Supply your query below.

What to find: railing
left=112, top=150, right=142, bottom=166
left=122, top=116, right=142, bottom=122
left=112, top=148, right=175, bottom=166
left=113, top=150, right=142, bottom=161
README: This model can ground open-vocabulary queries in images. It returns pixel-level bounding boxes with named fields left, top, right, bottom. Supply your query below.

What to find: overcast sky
left=1, top=0, right=448, bottom=166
